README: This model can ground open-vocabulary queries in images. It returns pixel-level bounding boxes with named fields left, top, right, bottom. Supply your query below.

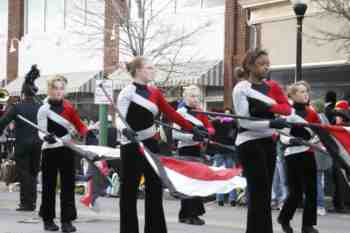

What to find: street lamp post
left=291, top=0, right=307, bottom=82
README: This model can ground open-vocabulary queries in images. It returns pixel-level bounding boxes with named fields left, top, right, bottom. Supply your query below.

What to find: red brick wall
left=104, top=0, right=121, bottom=75
left=223, top=0, right=249, bottom=109
left=6, top=0, right=24, bottom=83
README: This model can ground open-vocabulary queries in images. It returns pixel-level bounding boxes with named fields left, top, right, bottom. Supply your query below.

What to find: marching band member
left=278, top=81, right=320, bottom=233
left=0, top=72, right=41, bottom=211
left=37, top=75, right=88, bottom=232
left=173, top=85, right=215, bottom=225
left=232, top=49, right=291, bottom=233
left=117, top=56, right=206, bottom=233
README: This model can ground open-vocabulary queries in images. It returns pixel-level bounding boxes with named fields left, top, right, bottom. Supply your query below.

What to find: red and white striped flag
left=138, top=144, right=246, bottom=197
left=78, top=144, right=246, bottom=198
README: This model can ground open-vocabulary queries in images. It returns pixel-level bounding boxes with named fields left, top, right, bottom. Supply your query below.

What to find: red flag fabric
left=307, top=124, right=350, bottom=173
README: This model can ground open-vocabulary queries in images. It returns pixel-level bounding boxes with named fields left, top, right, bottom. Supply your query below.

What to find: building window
left=0, top=0, right=8, bottom=80
left=175, top=0, right=200, bottom=13
left=180, top=0, right=201, bottom=8
left=0, top=0, right=8, bottom=35
left=65, top=0, right=99, bottom=29
left=46, top=0, right=65, bottom=32
left=26, top=0, right=46, bottom=33
left=201, top=0, right=225, bottom=8
left=25, top=0, right=85, bottom=33
left=174, top=0, right=224, bottom=13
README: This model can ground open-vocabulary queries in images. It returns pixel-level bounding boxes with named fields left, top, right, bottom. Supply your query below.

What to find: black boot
left=277, top=217, right=293, bottom=233
left=302, top=226, right=319, bottom=233
left=44, top=221, right=59, bottom=231
left=61, top=222, right=77, bottom=233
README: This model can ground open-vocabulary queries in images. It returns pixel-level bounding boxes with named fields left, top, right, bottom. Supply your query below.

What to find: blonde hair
left=47, top=74, right=68, bottom=90
left=126, top=56, right=146, bottom=78
left=183, top=85, right=200, bottom=98
left=287, top=81, right=311, bottom=97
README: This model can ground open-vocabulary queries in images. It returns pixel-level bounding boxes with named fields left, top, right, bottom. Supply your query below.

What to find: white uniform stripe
left=132, top=94, right=159, bottom=116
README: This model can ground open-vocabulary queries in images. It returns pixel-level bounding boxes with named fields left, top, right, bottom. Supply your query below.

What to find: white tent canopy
left=5, top=71, right=99, bottom=96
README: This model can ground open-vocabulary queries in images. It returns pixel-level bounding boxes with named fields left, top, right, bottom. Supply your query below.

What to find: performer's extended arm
left=156, top=89, right=193, bottom=130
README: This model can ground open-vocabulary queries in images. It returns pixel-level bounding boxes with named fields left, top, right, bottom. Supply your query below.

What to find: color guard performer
left=117, top=56, right=206, bottom=233
left=278, top=81, right=320, bottom=233
left=173, top=85, right=215, bottom=225
left=232, top=49, right=291, bottom=233
left=37, top=75, right=88, bottom=232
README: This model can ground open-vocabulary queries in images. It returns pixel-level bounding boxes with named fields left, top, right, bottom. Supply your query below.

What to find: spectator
left=328, top=100, right=350, bottom=213
left=271, top=141, right=288, bottom=210
left=314, top=104, right=333, bottom=216
left=324, top=91, right=337, bottom=125
left=210, top=108, right=238, bottom=207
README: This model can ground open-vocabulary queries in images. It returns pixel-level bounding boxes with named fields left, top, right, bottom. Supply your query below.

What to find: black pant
left=40, top=147, right=76, bottom=222
left=120, top=138, right=167, bottom=233
left=332, top=162, right=347, bottom=209
left=279, top=152, right=317, bottom=227
left=14, top=143, right=41, bottom=208
left=178, top=146, right=205, bottom=219
left=238, top=137, right=276, bottom=233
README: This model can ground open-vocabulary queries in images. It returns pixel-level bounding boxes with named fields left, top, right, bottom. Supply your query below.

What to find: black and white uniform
left=278, top=103, right=319, bottom=228
left=117, top=82, right=193, bottom=233
left=173, top=105, right=214, bottom=221
left=233, top=80, right=291, bottom=233
left=37, top=99, right=88, bottom=223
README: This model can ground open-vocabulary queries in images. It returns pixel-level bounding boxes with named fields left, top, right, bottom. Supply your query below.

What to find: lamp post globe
left=292, top=0, right=308, bottom=17
left=291, top=0, right=308, bottom=82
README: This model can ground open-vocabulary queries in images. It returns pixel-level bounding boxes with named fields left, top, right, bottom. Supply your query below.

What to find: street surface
left=0, top=183, right=349, bottom=233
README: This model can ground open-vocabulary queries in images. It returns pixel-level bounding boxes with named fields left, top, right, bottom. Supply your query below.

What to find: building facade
left=239, top=0, right=350, bottom=100
left=0, top=0, right=235, bottom=116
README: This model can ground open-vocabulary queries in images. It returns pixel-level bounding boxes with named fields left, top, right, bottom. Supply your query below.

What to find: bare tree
left=310, top=0, right=350, bottom=59
left=67, top=0, right=213, bottom=85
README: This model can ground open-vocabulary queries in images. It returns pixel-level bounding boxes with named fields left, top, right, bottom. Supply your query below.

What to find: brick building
left=1, top=0, right=252, bottom=112
left=0, top=0, right=118, bottom=119
left=239, top=0, right=350, bottom=100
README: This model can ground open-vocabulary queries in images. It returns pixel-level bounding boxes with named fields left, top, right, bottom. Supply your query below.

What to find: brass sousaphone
left=0, top=89, right=10, bottom=103
left=0, top=89, right=10, bottom=113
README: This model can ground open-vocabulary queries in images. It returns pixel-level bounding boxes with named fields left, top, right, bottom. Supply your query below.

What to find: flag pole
left=154, top=120, right=235, bottom=152
left=190, top=110, right=329, bottom=155
left=16, top=114, right=101, bottom=162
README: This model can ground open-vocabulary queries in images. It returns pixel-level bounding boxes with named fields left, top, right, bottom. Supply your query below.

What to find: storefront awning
left=5, top=71, right=99, bottom=96
left=110, top=60, right=224, bottom=90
